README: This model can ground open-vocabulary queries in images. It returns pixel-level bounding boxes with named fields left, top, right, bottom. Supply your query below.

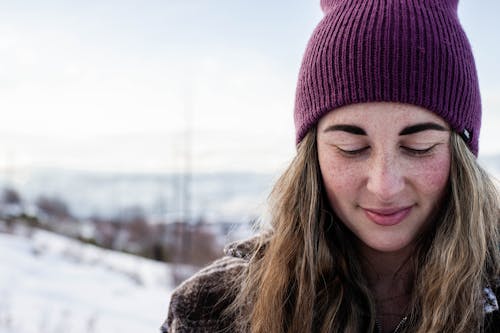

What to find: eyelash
left=337, top=147, right=369, bottom=156
left=337, top=144, right=438, bottom=157
left=403, top=145, right=437, bottom=156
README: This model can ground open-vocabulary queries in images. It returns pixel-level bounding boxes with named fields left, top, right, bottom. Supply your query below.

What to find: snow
left=0, top=228, right=176, bottom=333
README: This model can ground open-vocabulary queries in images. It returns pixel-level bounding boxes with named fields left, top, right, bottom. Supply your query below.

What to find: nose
left=366, top=153, right=405, bottom=202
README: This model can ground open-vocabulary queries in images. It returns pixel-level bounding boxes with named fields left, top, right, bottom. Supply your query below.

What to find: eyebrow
left=323, top=122, right=447, bottom=136
left=398, top=122, right=448, bottom=135
left=323, top=124, right=366, bottom=135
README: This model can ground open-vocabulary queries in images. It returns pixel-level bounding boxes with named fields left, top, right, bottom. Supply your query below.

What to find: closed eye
left=401, top=144, right=438, bottom=156
left=336, top=146, right=370, bottom=156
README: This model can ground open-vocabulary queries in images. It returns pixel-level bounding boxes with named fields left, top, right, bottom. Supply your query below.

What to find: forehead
left=318, top=102, right=449, bottom=129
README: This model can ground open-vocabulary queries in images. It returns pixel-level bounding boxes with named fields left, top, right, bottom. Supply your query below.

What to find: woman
left=161, top=0, right=500, bottom=332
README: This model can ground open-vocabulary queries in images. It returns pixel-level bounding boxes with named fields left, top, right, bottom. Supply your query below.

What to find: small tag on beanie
left=461, top=128, right=472, bottom=143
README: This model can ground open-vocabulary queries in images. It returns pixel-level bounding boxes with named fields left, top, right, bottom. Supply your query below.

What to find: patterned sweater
left=161, top=236, right=500, bottom=332
left=161, top=237, right=255, bottom=333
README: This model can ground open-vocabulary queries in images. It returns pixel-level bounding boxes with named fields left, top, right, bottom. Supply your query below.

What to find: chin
left=360, top=234, right=415, bottom=254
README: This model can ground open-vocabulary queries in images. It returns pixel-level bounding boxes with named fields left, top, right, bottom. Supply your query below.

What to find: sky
left=1, top=0, right=499, bottom=174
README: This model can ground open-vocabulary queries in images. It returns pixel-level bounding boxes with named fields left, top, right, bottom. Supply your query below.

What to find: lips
left=363, top=206, right=413, bottom=226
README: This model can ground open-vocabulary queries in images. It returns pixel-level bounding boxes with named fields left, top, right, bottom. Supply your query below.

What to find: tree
left=35, top=196, right=72, bottom=220
left=1, top=188, right=22, bottom=205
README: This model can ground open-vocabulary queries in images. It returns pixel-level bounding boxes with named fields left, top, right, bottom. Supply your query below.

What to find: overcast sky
left=1, top=0, right=499, bottom=173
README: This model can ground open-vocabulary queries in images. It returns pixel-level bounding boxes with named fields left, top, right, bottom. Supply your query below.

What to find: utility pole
left=180, top=83, right=193, bottom=263
left=3, top=150, right=15, bottom=187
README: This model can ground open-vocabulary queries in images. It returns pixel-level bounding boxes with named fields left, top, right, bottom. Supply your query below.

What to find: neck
left=359, top=243, right=415, bottom=287
left=358, top=243, right=415, bottom=333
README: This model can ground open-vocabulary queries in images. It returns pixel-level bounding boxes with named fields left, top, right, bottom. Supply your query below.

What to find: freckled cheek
left=318, top=155, right=362, bottom=197
left=409, top=155, right=451, bottom=195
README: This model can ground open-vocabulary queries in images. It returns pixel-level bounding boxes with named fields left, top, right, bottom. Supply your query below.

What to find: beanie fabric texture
left=294, top=0, right=481, bottom=155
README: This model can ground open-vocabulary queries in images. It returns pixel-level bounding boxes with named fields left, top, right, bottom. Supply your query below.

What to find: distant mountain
left=0, top=168, right=276, bottom=223
left=479, top=153, right=500, bottom=177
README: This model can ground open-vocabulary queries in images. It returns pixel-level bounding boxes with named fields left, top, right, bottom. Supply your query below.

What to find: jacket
left=161, top=236, right=500, bottom=332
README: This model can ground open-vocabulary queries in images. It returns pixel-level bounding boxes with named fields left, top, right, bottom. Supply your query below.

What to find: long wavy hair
left=228, top=128, right=500, bottom=333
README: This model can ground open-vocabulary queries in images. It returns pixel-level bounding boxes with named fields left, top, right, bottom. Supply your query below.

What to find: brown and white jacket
left=161, top=236, right=500, bottom=332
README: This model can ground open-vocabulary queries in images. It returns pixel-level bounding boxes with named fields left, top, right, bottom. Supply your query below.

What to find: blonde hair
left=228, top=129, right=499, bottom=333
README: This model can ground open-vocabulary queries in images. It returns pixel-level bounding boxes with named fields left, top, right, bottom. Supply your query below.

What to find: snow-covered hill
left=0, top=226, right=180, bottom=333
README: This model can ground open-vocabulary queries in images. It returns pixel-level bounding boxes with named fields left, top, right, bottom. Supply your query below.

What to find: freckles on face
left=316, top=102, right=451, bottom=254
left=403, top=148, right=450, bottom=197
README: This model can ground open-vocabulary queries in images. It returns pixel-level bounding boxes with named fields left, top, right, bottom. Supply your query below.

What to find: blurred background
left=0, top=0, right=499, bottom=332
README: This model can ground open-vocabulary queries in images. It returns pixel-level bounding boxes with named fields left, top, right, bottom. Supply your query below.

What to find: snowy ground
left=0, top=226, right=181, bottom=333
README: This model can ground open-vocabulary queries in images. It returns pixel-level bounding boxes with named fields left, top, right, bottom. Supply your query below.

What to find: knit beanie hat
left=294, top=0, right=481, bottom=155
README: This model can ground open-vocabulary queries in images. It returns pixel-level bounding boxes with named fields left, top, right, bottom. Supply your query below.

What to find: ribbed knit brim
left=294, top=0, right=481, bottom=155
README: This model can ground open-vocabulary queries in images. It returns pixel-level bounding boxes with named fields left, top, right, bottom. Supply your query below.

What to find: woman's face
left=317, top=102, right=451, bottom=254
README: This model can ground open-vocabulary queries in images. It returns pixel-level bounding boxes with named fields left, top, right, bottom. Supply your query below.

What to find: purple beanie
left=294, top=0, right=481, bottom=155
